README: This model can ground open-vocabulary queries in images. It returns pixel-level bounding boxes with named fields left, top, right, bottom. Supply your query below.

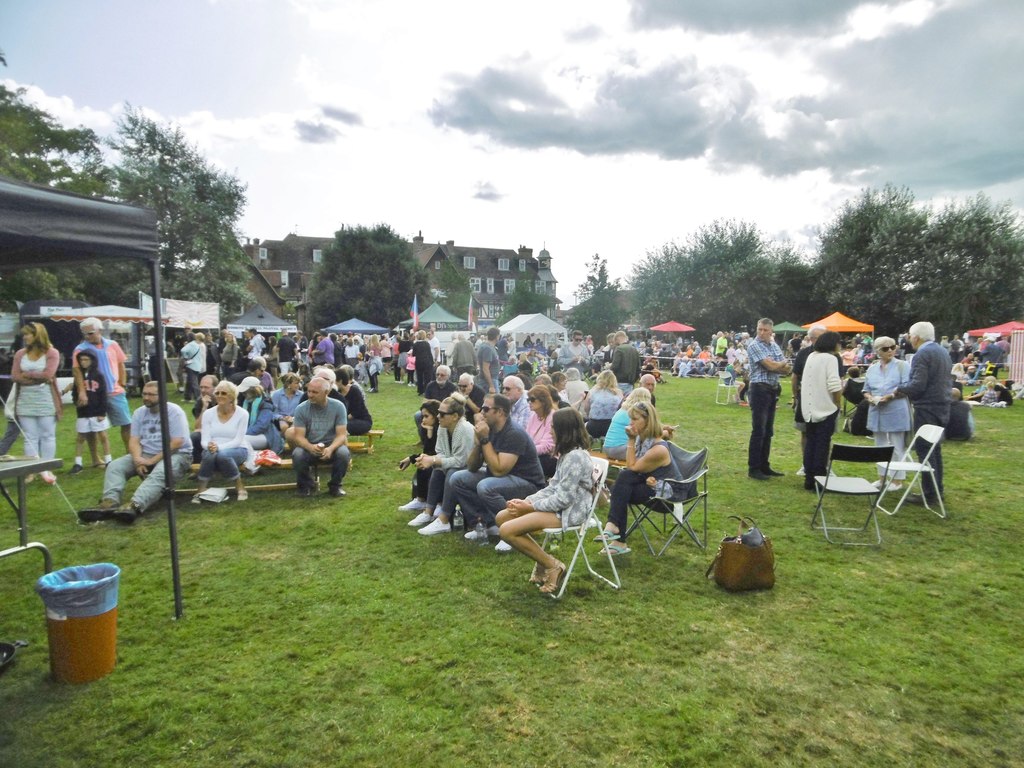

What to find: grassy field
left=1, top=375, right=1022, bottom=767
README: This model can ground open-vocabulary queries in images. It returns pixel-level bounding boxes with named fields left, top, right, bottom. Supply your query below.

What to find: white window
left=504, top=279, right=515, bottom=293
left=434, top=260, right=441, bottom=269
left=463, top=256, right=476, bottom=269
left=486, top=278, right=494, bottom=294
left=258, top=247, right=268, bottom=261
left=498, top=258, right=509, bottom=271
left=469, top=278, right=481, bottom=292
left=280, top=270, right=289, bottom=288
left=312, top=249, right=322, bottom=264
left=535, top=280, right=545, bottom=293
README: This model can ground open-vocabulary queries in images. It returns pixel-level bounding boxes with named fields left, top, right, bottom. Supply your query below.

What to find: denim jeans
left=747, top=382, right=779, bottom=472
left=197, top=445, right=248, bottom=482
left=103, top=452, right=191, bottom=510
left=913, top=405, right=947, bottom=501
left=450, top=468, right=541, bottom=528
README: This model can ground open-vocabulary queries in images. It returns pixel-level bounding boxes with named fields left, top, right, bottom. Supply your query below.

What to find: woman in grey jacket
left=415, top=396, right=476, bottom=535
left=497, top=408, right=596, bottom=594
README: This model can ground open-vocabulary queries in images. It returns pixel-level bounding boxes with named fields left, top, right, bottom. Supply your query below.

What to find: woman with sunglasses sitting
left=594, top=401, right=678, bottom=556
left=497, top=408, right=595, bottom=594
left=195, top=380, right=250, bottom=503
left=525, top=385, right=557, bottom=477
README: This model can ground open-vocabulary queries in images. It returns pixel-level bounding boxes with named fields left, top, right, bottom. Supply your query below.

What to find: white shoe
left=419, top=518, right=452, bottom=536
left=408, top=512, right=433, bottom=526
left=398, top=499, right=428, bottom=512
left=494, top=540, right=513, bottom=552
left=795, top=467, right=805, bottom=476
left=464, top=529, right=485, bottom=541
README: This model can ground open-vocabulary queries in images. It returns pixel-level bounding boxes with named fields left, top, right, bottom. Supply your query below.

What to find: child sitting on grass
left=64, top=348, right=112, bottom=473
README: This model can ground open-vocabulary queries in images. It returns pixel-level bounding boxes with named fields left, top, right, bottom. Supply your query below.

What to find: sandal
left=593, top=530, right=620, bottom=543
left=529, top=562, right=547, bottom=586
left=237, top=489, right=248, bottom=502
left=599, top=542, right=631, bottom=556
left=539, top=560, right=567, bottom=595
left=191, top=493, right=203, bottom=505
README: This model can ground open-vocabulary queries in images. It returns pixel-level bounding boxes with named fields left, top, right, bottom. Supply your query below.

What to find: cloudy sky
left=2, top=0, right=1021, bottom=302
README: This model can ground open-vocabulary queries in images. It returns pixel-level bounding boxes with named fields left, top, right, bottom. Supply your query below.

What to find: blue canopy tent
left=322, top=317, right=390, bottom=335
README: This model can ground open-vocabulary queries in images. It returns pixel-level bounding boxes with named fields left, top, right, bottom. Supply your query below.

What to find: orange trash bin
left=35, top=563, right=121, bottom=684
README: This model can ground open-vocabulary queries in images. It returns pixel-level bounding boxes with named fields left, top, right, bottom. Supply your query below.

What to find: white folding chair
left=876, top=424, right=947, bottom=519
left=715, top=371, right=738, bottom=404
left=539, top=457, right=621, bottom=599
left=812, top=443, right=894, bottom=546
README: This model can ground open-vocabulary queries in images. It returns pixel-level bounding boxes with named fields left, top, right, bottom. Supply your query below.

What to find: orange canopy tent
left=803, top=311, right=874, bottom=333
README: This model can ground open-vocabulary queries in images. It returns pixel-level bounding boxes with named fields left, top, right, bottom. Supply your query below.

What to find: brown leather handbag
left=706, top=516, right=775, bottom=592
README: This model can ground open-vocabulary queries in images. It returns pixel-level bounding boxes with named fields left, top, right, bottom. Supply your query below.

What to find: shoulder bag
left=706, top=515, right=775, bottom=592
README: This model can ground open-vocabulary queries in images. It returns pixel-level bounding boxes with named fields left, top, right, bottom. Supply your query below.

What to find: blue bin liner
left=36, top=563, right=121, bottom=619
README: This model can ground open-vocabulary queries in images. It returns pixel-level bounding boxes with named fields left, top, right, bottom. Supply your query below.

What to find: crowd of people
left=1, top=313, right=1014, bottom=586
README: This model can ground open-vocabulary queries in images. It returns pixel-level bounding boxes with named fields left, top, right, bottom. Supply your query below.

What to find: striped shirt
left=746, top=337, right=785, bottom=386
left=73, top=338, right=126, bottom=395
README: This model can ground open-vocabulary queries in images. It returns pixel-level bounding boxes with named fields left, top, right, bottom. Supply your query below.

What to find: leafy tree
left=106, top=106, right=252, bottom=308
left=568, top=254, right=627, bottom=340
left=915, top=194, right=1024, bottom=333
left=430, top=258, right=471, bottom=320
left=630, top=220, right=789, bottom=338
left=495, top=279, right=553, bottom=325
left=815, top=185, right=928, bottom=336
left=307, top=224, right=431, bottom=330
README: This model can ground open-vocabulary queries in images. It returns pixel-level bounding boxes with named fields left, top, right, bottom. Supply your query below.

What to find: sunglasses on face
left=879, top=346, right=896, bottom=352
left=527, top=397, right=537, bottom=402
left=480, top=406, right=493, bottom=413
left=501, top=386, right=513, bottom=392
left=438, top=410, right=452, bottom=416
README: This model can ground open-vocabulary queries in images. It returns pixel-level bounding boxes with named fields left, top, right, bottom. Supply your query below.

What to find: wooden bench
left=176, top=459, right=315, bottom=494
left=348, top=429, right=385, bottom=454
left=589, top=450, right=626, bottom=471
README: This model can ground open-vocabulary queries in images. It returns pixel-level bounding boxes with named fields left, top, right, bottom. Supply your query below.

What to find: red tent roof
left=967, top=320, right=1024, bottom=336
left=650, top=321, right=695, bottom=332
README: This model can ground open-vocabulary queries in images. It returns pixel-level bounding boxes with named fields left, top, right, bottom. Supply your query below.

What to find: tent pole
left=149, top=261, right=184, bottom=620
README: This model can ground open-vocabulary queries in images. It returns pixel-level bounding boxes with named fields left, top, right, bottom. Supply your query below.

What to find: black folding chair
left=811, top=443, right=894, bottom=546
left=626, top=445, right=709, bottom=556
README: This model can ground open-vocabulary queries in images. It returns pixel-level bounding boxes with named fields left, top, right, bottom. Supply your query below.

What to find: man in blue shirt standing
left=746, top=318, right=792, bottom=481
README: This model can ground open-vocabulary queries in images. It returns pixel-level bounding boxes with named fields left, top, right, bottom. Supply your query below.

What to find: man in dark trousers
left=894, top=321, right=951, bottom=505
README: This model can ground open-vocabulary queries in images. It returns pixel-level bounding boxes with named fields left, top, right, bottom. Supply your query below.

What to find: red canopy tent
left=803, top=311, right=874, bottom=333
left=967, top=320, right=1024, bottom=336
left=650, top=321, right=695, bottom=333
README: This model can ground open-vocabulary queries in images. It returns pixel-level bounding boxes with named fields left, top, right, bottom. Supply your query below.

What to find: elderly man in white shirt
left=501, top=375, right=530, bottom=430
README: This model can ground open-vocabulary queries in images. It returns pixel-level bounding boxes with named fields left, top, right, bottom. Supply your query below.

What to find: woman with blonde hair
left=196, top=380, right=250, bottom=503
left=11, top=322, right=63, bottom=484
left=581, top=369, right=622, bottom=439
left=602, top=387, right=653, bottom=460
left=863, top=335, right=911, bottom=490
left=595, top=401, right=677, bottom=555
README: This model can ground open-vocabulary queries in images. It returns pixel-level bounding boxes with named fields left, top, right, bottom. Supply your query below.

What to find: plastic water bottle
left=473, top=519, right=486, bottom=544
left=453, top=508, right=464, bottom=530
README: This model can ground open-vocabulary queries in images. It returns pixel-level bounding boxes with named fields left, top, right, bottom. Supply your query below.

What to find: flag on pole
left=467, top=293, right=475, bottom=332
left=410, top=295, right=419, bottom=330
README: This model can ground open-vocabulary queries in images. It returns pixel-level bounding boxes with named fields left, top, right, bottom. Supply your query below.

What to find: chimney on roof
left=253, top=238, right=260, bottom=246
left=413, top=230, right=424, bottom=244
left=518, top=245, right=533, bottom=259
left=446, top=240, right=455, bottom=247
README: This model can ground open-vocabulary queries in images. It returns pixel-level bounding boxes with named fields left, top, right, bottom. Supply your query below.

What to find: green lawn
left=1, top=376, right=1022, bottom=767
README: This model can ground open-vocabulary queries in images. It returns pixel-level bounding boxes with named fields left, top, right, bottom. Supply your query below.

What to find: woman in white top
left=196, top=380, right=250, bottom=502
left=800, top=331, right=843, bottom=489
left=11, top=323, right=63, bottom=484
left=416, top=396, right=476, bottom=535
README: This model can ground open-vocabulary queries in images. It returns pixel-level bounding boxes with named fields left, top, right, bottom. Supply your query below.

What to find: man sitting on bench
left=290, top=376, right=350, bottom=498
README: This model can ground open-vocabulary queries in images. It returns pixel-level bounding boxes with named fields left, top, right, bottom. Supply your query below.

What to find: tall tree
left=430, top=258, right=471, bottom=320
left=495, top=279, right=552, bottom=325
left=915, top=194, right=1024, bottom=333
left=307, top=224, right=431, bottom=330
left=815, top=185, right=928, bottom=336
left=568, top=254, right=627, bottom=340
left=630, top=220, right=786, bottom=338
left=107, top=106, right=252, bottom=308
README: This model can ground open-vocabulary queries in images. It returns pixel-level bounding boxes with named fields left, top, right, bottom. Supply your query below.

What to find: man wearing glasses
left=449, top=394, right=545, bottom=544
left=73, top=317, right=132, bottom=451
left=558, top=330, right=589, bottom=373
left=457, top=372, right=485, bottom=424
left=501, top=376, right=530, bottom=430
left=80, top=381, right=192, bottom=525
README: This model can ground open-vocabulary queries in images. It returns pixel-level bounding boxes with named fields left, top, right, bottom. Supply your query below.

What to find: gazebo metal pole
left=149, top=261, right=184, bottom=620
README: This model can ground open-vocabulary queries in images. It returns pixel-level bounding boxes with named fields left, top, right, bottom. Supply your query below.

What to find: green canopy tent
left=397, top=301, right=467, bottom=330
